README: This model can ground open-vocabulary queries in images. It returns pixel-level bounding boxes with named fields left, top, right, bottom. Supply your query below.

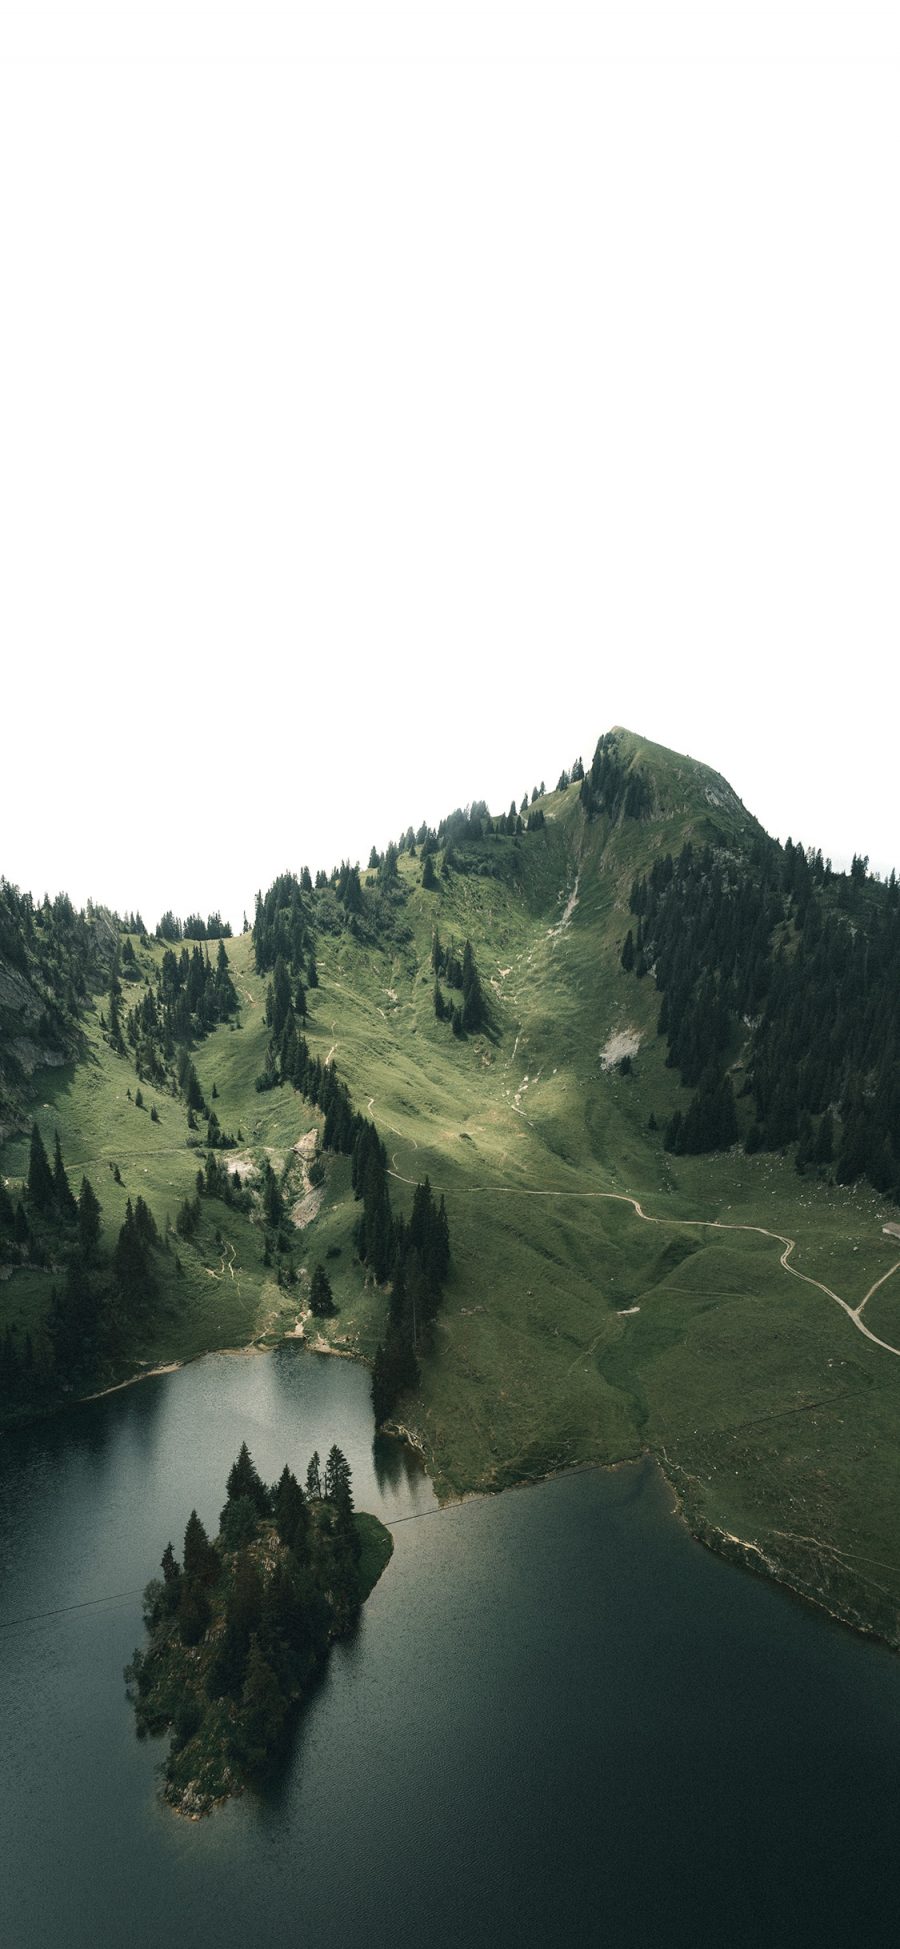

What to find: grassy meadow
left=4, top=744, right=900, bottom=1640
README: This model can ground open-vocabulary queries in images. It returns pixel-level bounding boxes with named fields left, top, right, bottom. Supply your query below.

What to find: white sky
left=2, top=3, right=898, bottom=930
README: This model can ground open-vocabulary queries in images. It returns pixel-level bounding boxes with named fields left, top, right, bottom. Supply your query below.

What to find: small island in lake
left=125, top=1440, right=393, bottom=1816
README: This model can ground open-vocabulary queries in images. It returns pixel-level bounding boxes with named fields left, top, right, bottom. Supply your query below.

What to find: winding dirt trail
left=856, top=1259, right=900, bottom=1315
left=384, top=1166, right=900, bottom=1358
left=365, top=1094, right=417, bottom=1158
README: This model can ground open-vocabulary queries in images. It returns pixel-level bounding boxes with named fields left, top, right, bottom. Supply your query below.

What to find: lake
left=2, top=1343, right=899, bottom=1947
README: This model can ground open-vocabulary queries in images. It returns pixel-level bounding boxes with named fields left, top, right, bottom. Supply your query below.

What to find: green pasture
left=4, top=759, right=900, bottom=1637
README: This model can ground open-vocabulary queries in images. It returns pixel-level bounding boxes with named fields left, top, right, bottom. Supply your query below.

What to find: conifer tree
left=108, top=987, right=124, bottom=1052
left=271, top=955, right=292, bottom=1039
left=309, top=1263, right=336, bottom=1316
left=225, top=1441, right=271, bottom=1515
left=272, top=1465, right=309, bottom=1552
left=78, top=1176, right=102, bottom=1257
left=52, top=1131, right=77, bottom=1221
left=323, top=1444, right=353, bottom=1509
left=262, top=1161, right=284, bottom=1231
left=461, top=940, right=485, bottom=1032
left=113, top=1198, right=158, bottom=1308
left=27, top=1123, right=55, bottom=1213
left=161, top=1541, right=181, bottom=1587
left=182, top=1509, right=219, bottom=1587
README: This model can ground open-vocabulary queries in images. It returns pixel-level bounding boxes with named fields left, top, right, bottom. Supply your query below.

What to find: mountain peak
left=596, top=726, right=759, bottom=841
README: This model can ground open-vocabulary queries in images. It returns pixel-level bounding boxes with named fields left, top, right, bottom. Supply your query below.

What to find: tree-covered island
left=125, top=1440, right=392, bottom=1816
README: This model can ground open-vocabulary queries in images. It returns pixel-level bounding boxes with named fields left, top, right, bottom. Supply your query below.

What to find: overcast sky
left=2, top=4, right=898, bottom=930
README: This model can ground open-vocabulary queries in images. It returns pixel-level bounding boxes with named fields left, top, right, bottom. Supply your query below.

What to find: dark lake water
left=2, top=1344, right=900, bottom=1948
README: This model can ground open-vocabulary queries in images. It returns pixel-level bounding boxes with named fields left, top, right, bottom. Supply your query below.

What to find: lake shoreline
left=653, top=1448, right=899, bottom=1655
left=10, top=1330, right=899, bottom=1656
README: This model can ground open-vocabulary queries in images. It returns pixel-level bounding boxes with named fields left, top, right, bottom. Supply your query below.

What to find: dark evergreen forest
left=627, top=835, right=900, bottom=1196
left=126, top=1439, right=385, bottom=1812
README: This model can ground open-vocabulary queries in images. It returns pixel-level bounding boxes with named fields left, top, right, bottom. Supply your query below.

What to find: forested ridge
left=250, top=890, right=452, bottom=1423
left=626, top=831, right=900, bottom=1198
left=0, top=1119, right=170, bottom=1406
left=0, top=881, right=117, bottom=1131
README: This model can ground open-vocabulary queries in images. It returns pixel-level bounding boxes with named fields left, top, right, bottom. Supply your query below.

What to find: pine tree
left=323, top=1444, right=353, bottom=1509
left=183, top=1509, right=220, bottom=1587
left=78, top=1176, right=102, bottom=1257
left=108, top=987, right=124, bottom=1052
left=263, top=1161, right=284, bottom=1230
left=52, top=1131, right=77, bottom=1221
left=271, top=955, right=292, bottom=1039
left=27, top=1123, right=55, bottom=1213
left=113, top=1198, right=158, bottom=1309
left=272, top=1465, right=309, bottom=1552
left=161, top=1541, right=181, bottom=1586
left=225, top=1441, right=271, bottom=1515
left=460, top=940, right=485, bottom=1033
left=309, top=1263, right=336, bottom=1316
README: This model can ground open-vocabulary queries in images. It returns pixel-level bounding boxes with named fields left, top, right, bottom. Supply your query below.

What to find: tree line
left=579, top=731, right=649, bottom=822
left=117, top=939, right=238, bottom=1087
left=248, top=990, right=452, bottom=1424
left=154, top=911, right=233, bottom=942
left=0, top=1123, right=169, bottom=1406
left=431, top=929, right=488, bottom=1036
left=625, top=832, right=900, bottom=1195
left=0, top=879, right=118, bottom=1128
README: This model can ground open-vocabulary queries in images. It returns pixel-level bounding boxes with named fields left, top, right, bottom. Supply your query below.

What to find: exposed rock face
left=0, top=963, right=35, bottom=1014
left=8, top=1035, right=68, bottom=1074
left=0, top=894, right=118, bottom=1135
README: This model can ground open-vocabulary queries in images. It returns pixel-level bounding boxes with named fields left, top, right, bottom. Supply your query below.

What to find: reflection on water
left=372, top=1428, right=422, bottom=1498
left=0, top=1343, right=434, bottom=1629
left=3, top=1345, right=900, bottom=1949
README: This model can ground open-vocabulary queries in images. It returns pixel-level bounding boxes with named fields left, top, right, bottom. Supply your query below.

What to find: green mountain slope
left=3, top=729, right=900, bottom=1645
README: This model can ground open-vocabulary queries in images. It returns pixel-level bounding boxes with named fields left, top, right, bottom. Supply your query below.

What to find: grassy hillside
left=4, top=732, right=900, bottom=1643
